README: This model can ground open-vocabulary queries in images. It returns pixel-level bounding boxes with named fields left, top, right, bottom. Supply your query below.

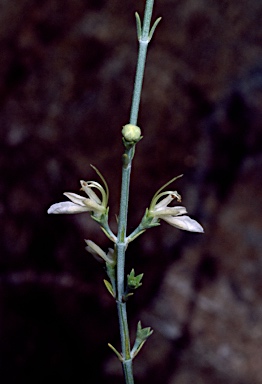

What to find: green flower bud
left=122, top=124, right=141, bottom=142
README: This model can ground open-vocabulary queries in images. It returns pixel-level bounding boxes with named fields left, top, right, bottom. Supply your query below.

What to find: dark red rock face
left=1, top=1, right=262, bottom=383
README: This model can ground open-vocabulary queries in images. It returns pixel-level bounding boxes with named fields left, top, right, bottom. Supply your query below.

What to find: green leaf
left=127, top=269, right=144, bottom=290
left=136, top=321, right=153, bottom=340
left=131, top=321, right=154, bottom=358
left=108, top=343, right=123, bottom=361
left=135, top=12, right=142, bottom=40
left=148, top=17, right=162, bottom=42
left=103, top=279, right=115, bottom=298
left=100, top=226, right=115, bottom=242
left=127, top=229, right=146, bottom=243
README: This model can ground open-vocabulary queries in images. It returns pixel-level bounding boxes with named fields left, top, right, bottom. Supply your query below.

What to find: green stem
left=130, top=0, right=154, bottom=125
left=127, top=222, right=146, bottom=243
left=117, top=301, right=134, bottom=384
left=116, top=1, right=156, bottom=383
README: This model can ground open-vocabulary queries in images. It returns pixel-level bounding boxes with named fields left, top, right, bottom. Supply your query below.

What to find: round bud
left=122, top=124, right=141, bottom=142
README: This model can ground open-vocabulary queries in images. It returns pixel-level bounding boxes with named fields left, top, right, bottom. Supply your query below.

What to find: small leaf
left=135, top=12, right=142, bottom=40
left=148, top=17, right=162, bottom=42
left=127, top=269, right=144, bottom=290
left=131, top=321, right=154, bottom=359
left=108, top=343, right=123, bottom=361
left=103, top=279, right=115, bottom=298
left=123, top=292, right=134, bottom=302
left=100, top=226, right=116, bottom=242
left=136, top=321, right=153, bottom=340
left=105, top=261, right=116, bottom=295
left=127, top=229, right=146, bottom=243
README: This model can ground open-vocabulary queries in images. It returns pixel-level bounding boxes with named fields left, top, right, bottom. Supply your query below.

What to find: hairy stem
left=130, top=0, right=154, bottom=125
left=116, top=0, right=156, bottom=382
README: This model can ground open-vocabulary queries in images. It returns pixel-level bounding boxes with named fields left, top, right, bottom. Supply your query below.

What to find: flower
left=47, top=166, right=109, bottom=219
left=122, top=124, right=141, bottom=142
left=146, top=175, right=204, bottom=233
left=85, top=239, right=116, bottom=265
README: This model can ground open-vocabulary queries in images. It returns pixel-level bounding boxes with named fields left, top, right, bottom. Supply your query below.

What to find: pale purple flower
left=48, top=178, right=108, bottom=218
left=84, top=239, right=115, bottom=265
left=148, top=186, right=204, bottom=233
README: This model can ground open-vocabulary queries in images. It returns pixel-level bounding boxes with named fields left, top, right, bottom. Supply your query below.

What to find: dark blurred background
left=1, top=0, right=262, bottom=383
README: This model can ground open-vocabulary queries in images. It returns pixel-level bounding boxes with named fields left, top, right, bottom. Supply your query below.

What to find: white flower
left=147, top=177, right=204, bottom=233
left=85, top=239, right=115, bottom=265
left=48, top=167, right=109, bottom=218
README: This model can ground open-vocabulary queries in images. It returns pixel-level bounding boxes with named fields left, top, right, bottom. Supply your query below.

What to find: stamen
left=171, top=191, right=182, bottom=202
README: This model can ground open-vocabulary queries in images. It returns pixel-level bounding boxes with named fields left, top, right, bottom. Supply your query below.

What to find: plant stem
left=116, top=0, right=156, bottom=383
left=130, top=0, right=154, bottom=125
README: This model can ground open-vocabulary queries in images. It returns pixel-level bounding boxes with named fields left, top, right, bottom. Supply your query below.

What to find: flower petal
left=83, top=198, right=105, bottom=212
left=85, top=240, right=107, bottom=259
left=63, top=192, right=87, bottom=206
left=80, top=181, right=102, bottom=204
left=161, top=215, right=204, bottom=233
left=154, top=194, right=174, bottom=210
left=85, top=240, right=114, bottom=264
left=153, top=206, right=187, bottom=217
left=47, top=201, right=90, bottom=214
left=154, top=191, right=181, bottom=211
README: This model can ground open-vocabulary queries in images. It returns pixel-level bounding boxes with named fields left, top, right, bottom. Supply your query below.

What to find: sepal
left=122, top=135, right=143, bottom=150
left=141, top=209, right=161, bottom=229
left=122, top=124, right=143, bottom=149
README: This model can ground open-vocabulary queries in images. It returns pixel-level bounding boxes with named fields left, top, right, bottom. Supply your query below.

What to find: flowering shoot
left=144, top=175, right=204, bottom=233
left=47, top=166, right=109, bottom=220
left=122, top=124, right=142, bottom=149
